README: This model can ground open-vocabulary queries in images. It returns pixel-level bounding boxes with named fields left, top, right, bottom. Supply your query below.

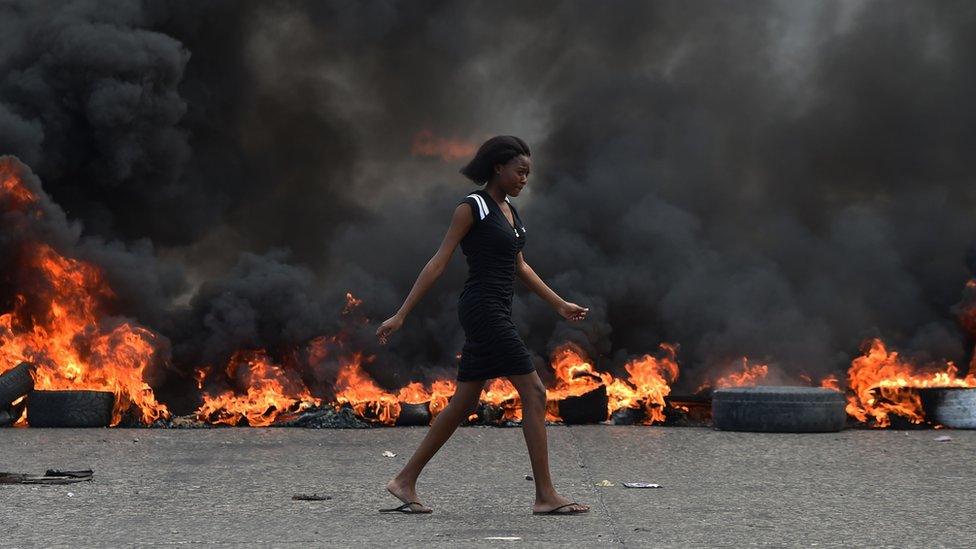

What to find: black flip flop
left=379, top=501, right=432, bottom=514
left=533, top=502, right=589, bottom=515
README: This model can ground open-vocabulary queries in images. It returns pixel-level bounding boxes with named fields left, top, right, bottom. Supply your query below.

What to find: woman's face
left=492, top=154, right=531, bottom=197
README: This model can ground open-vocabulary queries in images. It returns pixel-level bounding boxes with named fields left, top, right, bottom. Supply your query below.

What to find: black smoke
left=2, top=0, right=976, bottom=401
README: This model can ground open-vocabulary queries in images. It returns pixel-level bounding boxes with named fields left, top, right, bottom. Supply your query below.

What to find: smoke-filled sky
left=2, top=0, right=975, bottom=395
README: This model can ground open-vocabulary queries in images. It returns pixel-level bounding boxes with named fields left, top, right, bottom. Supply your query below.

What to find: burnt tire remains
left=394, top=401, right=431, bottom=426
left=918, top=387, right=976, bottom=429
left=557, top=385, right=609, bottom=424
left=712, top=386, right=846, bottom=433
left=28, top=390, right=114, bottom=428
left=0, top=362, right=34, bottom=407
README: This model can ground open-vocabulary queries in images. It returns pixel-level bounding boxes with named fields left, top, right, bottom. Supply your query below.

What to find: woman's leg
left=386, top=378, right=486, bottom=510
left=506, top=370, right=589, bottom=513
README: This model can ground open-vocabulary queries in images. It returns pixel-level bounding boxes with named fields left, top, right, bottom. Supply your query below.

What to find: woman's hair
left=459, top=135, right=531, bottom=185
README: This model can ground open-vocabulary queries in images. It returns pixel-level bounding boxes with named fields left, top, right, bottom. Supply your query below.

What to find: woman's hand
left=558, top=301, right=589, bottom=322
left=376, top=313, right=404, bottom=345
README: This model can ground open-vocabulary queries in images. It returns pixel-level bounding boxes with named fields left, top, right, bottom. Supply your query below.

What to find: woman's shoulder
left=459, top=190, right=488, bottom=221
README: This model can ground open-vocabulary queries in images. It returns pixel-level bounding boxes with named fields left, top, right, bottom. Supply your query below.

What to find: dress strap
left=465, top=193, right=489, bottom=220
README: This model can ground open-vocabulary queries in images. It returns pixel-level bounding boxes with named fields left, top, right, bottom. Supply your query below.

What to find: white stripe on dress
left=466, top=193, right=488, bottom=220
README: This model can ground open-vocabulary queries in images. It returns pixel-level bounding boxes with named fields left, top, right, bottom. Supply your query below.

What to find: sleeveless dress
left=456, top=189, right=535, bottom=381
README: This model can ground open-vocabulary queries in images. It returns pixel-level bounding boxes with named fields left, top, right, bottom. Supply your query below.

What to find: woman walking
left=375, top=135, right=591, bottom=516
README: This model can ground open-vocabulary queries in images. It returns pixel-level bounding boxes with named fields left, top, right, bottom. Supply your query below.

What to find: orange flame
left=846, top=338, right=976, bottom=427
left=819, top=374, right=841, bottom=391
left=410, top=130, right=478, bottom=161
left=0, top=160, right=170, bottom=425
left=695, top=357, right=769, bottom=394
left=195, top=349, right=319, bottom=427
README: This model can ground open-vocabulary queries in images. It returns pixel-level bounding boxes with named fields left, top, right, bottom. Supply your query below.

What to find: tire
left=27, top=390, right=115, bottom=428
left=712, top=386, right=846, bottom=433
left=0, top=362, right=34, bottom=407
left=557, top=385, right=608, bottom=424
left=918, top=387, right=976, bottom=429
left=394, top=401, right=431, bottom=426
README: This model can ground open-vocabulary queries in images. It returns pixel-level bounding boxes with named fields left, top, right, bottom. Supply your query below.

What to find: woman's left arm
left=515, top=252, right=588, bottom=321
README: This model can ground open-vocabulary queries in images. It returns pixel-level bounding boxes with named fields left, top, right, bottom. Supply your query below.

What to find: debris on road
left=382, top=450, right=396, bottom=457
left=934, top=435, right=953, bottom=442
left=292, top=493, right=333, bottom=501
left=273, top=405, right=370, bottom=429
left=623, top=482, right=662, bottom=489
left=0, top=469, right=93, bottom=485
left=595, top=479, right=614, bottom=486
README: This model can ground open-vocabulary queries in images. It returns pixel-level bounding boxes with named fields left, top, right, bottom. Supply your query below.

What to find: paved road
left=0, top=425, right=972, bottom=547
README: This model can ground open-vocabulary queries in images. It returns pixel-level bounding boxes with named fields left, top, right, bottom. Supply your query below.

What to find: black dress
left=456, top=189, right=535, bottom=381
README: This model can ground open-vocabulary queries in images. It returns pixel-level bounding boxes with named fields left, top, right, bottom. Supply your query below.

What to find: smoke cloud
left=2, top=0, right=975, bottom=398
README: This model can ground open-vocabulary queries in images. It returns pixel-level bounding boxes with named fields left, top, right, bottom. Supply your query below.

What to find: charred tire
left=557, top=385, right=609, bottom=424
left=918, top=387, right=976, bottom=429
left=712, top=386, right=846, bottom=433
left=0, top=362, right=34, bottom=407
left=28, top=390, right=114, bottom=428
left=395, top=401, right=431, bottom=426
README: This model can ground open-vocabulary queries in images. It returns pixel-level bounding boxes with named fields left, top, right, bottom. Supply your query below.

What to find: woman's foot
left=533, top=493, right=590, bottom=514
left=386, top=477, right=432, bottom=513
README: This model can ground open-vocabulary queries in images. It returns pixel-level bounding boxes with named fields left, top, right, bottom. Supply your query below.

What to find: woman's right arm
left=376, top=203, right=474, bottom=344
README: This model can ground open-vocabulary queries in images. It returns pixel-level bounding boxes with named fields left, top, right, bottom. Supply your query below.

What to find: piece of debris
left=0, top=469, right=93, bottom=485
left=934, top=435, right=953, bottom=442
left=525, top=474, right=533, bottom=480
left=595, top=479, right=614, bottom=487
left=382, top=450, right=397, bottom=457
left=46, top=469, right=93, bottom=478
left=484, top=537, right=521, bottom=541
left=623, top=482, right=662, bottom=489
left=292, top=493, right=333, bottom=501
left=273, top=405, right=370, bottom=429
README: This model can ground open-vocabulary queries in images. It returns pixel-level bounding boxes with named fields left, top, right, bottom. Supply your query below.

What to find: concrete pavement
left=1, top=425, right=973, bottom=547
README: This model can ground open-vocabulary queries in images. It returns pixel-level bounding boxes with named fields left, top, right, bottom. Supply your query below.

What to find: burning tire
left=27, top=390, right=114, bottom=428
left=0, top=362, right=34, bottom=407
left=712, top=386, right=846, bottom=433
left=557, top=385, right=609, bottom=424
left=394, top=401, right=431, bottom=426
left=918, top=387, right=976, bottom=429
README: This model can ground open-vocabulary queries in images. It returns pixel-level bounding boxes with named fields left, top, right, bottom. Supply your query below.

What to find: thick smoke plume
left=2, top=0, right=976, bottom=400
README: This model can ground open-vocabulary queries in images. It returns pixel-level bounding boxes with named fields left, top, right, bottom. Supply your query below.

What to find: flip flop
left=533, top=502, right=589, bottom=515
left=379, top=501, right=432, bottom=514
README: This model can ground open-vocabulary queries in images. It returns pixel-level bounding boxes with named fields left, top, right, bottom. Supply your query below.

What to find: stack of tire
left=0, top=362, right=115, bottom=427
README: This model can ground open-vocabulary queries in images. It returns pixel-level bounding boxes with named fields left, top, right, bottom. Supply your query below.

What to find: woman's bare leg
left=507, top=371, right=589, bottom=514
left=386, top=379, right=486, bottom=511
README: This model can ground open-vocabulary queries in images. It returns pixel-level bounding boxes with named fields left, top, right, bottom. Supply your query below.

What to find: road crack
left=567, top=425, right=626, bottom=547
